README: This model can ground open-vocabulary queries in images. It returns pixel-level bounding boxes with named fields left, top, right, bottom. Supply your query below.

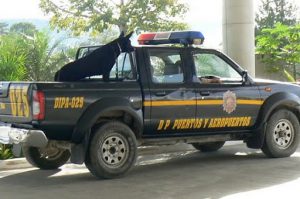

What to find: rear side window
left=78, top=48, right=136, bottom=81
left=109, top=53, right=136, bottom=80
left=148, top=49, right=184, bottom=83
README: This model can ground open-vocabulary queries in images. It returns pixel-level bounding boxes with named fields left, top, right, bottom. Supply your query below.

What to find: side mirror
left=242, top=70, right=248, bottom=85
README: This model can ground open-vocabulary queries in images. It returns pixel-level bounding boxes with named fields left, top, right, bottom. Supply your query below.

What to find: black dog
left=54, top=31, right=134, bottom=81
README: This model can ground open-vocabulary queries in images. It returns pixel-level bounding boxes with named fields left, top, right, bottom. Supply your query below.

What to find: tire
left=85, top=121, right=137, bottom=179
left=192, top=141, right=225, bottom=152
left=22, top=146, right=70, bottom=170
left=261, top=109, right=300, bottom=158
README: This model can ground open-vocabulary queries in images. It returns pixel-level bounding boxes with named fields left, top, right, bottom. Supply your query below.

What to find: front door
left=191, top=50, right=262, bottom=133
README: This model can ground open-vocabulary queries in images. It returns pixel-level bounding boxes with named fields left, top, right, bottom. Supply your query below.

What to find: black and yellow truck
left=1, top=31, right=300, bottom=179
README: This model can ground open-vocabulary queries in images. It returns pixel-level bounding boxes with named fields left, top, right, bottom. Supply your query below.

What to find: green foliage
left=22, top=31, right=79, bottom=81
left=255, top=0, right=298, bottom=35
left=256, top=23, right=300, bottom=80
left=10, top=22, right=38, bottom=37
left=23, top=31, right=58, bottom=80
left=0, top=22, right=76, bottom=81
left=0, top=144, right=14, bottom=160
left=39, top=0, right=189, bottom=35
left=0, top=33, right=27, bottom=159
left=0, top=34, right=27, bottom=81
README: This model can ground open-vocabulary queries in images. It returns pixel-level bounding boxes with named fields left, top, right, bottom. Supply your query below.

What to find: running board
left=140, top=134, right=241, bottom=146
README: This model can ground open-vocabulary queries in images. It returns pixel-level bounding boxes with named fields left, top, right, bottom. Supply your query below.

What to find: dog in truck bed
left=54, top=31, right=134, bottom=81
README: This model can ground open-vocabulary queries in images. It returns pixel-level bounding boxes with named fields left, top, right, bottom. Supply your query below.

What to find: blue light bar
left=138, top=31, right=205, bottom=45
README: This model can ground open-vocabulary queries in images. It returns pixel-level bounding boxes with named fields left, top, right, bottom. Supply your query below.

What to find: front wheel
left=85, top=121, right=137, bottom=179
left=22, top=145, right=70, bottom=170
left=261, top=109, right=300, bottom=158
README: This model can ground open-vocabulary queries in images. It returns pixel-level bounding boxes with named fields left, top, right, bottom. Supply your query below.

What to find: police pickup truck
left=0, top=31, right=300, bottom=179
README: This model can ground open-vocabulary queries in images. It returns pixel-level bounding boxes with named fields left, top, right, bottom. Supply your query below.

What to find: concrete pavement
left=1, top=143, right=300, bottom=199
left=0, top=142, right=242, bottom=171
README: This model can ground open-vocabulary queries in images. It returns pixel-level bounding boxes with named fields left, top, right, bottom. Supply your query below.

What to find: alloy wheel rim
left=100, top=133, right=129, bottom=168
left=273, top=119, right=294, bottom=149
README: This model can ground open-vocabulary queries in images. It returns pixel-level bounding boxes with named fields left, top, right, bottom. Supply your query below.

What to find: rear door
left=142, top=47, right=197, bottom=136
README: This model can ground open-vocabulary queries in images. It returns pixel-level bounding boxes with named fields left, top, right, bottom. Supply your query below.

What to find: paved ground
left=1, top=143, right=300, bottom=199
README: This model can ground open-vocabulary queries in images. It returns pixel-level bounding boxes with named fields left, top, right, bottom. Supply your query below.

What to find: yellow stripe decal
left=236, top=99, right=264, bottom=105
left=197, top=100, right=223, bottom=105
left=143, top=99, right=264, bottom=107
left=144, top=100, right=196, bottom=106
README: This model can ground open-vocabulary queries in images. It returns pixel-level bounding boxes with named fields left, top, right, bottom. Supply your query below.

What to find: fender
left=72, top=97, right=143, bottom=143
left=258, top=92, right=300, bottom=125
left=247, top=92, right=300, bottom=149
left=70, top=97, right=143, bottom=164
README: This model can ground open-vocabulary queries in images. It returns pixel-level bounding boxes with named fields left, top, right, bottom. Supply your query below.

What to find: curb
left=0, top=158, right=31, bottom=171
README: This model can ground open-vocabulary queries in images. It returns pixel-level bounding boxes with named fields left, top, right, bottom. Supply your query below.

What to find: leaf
left=256, top=23, right=300, bottom=76
left=39, top=0, right=189, bottom=35
left=284, top=69, right=295, bottom=82
left=0, top=144, right=13, bottom=160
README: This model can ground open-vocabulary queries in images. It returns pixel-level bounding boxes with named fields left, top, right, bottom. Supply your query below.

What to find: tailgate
left=0, top=82, right=33, bottom=123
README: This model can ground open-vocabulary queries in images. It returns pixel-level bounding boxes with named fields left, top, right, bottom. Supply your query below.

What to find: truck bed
left=0, top=80, right=142, bottom=140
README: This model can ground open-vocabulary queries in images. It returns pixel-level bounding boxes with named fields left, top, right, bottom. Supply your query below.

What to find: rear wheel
left=262, top=109, right=300, bottom=158
left=192, top=141, right=225, bottom=152
left=22, top=145, right=70, bottom=169
left=85, top=121, right=137, bottom=179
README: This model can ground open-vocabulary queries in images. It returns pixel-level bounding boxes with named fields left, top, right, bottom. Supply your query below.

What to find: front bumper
left=0, top=126, right=48, bottom=147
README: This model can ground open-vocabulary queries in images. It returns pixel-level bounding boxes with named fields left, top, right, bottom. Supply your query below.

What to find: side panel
left=195, top=83, right=262, bottom=132
left=36, top=81, right=142, bottom=140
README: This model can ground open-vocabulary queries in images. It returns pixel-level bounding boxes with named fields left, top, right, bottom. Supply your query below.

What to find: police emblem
left=223, top=90, right=237, bottom=114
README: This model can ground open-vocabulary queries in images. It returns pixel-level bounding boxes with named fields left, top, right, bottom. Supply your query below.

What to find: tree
left=22, top=31, right=72, bottom=81
left=256, top=23, right=300, bottom=81
left=39, top=0, right=188, bottom=35
left=1, top=22, right=73, bottom=81
left=10, top=22, right=38, bottom=37
left=0, top=34, right=27, bottom=81
left=255, top=0, right=298, bottom=35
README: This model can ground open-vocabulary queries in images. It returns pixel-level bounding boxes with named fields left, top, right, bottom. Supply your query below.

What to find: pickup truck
left=0, top=31, right=300, bottom=179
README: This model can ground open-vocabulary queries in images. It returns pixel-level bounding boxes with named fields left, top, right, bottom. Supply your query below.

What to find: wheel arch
left=257, top=92, right=300, bottom=125
left=69, top=97, right=143, bottom=164
left=247, top=92, right=300, bottom=149
left=72, top=97, right=143, bottom=144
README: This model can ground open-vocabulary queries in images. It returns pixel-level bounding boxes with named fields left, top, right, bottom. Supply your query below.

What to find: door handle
left=155, top=91, right=167, bottom=96
left=199, top=91, right=210, bottom=96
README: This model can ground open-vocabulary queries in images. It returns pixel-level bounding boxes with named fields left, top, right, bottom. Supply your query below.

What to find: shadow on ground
left=1, top=144, right=300, bottom=199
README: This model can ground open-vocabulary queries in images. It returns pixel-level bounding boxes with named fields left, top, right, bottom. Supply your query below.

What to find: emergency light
left=137, top=31, right=205, bottom=46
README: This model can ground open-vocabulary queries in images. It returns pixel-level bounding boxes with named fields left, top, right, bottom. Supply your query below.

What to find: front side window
left=193, top=53, right=242, bottom=83
left=148, top=49, right=183, bottom=83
